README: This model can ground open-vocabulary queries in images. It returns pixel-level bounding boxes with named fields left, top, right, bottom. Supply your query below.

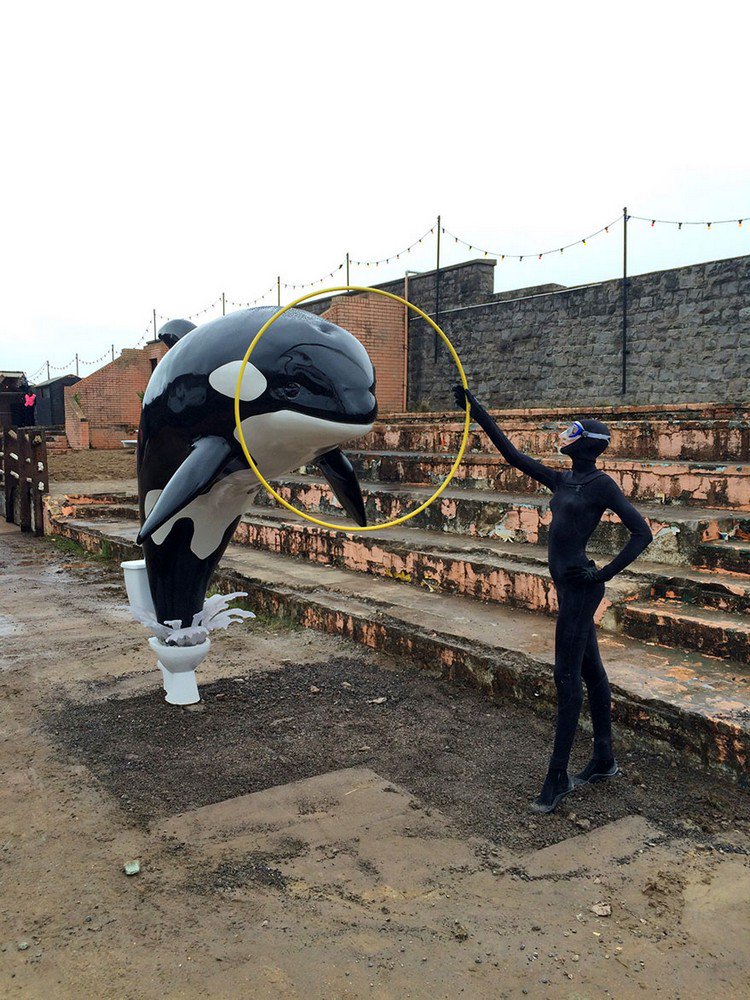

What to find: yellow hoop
left=233, top=285, right=470, bottom=532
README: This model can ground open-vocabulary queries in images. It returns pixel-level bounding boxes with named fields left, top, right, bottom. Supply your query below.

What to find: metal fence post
left=621, top=206, right=628, bottom=394
left=434, top=215, right=441, bottom=361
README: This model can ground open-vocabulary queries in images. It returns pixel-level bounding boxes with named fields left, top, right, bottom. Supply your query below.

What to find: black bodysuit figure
left=454, top=388, right=653, bottom=813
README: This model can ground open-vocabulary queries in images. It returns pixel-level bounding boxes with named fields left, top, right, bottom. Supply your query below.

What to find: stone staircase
left=44, top=403, right=750, bottom=782
left=45, top=425, right=70, bottom=454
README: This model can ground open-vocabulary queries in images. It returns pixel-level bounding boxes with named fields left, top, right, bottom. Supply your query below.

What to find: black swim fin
left=315, top=448, right=367, bottom=527
left=137, top=435, right=233, bottom=544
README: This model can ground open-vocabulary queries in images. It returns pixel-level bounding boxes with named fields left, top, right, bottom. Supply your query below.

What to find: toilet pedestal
left=148, top=637, right=211, bottom=706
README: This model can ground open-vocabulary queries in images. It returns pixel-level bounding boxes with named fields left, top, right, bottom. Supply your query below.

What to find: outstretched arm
left=454, top=386, right=559, bottom=491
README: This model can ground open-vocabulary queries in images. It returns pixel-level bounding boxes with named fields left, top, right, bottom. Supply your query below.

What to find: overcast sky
left=1, top=1, right=747, bottom=379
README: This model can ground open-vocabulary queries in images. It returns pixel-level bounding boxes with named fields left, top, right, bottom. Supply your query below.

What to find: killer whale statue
left=135, top=306, right=377, bottom=631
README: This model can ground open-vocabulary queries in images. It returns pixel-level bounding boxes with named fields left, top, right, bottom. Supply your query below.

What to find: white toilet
left=121, top=559, right=208, bottom=705
left=147, top=636, right=210, bottom=706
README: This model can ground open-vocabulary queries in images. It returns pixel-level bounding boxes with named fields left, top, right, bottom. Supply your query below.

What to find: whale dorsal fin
left=158, top=318, right=197, bottom=349
left=137, top=435, right=233, bottom=544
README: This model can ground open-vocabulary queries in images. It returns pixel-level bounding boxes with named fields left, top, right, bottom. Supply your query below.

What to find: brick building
left=64, top=292, right=407, bottom=449
left=319, top=293, right=406, bottom=412
left=65, top=340, right=167, bottom=449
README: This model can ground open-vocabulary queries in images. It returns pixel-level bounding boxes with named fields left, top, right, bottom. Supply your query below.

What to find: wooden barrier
left=1, top=426, right=49, bottom=535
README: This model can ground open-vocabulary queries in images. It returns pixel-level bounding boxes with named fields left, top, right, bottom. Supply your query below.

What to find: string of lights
left=133, top=324, right=152, bottom=348
left=282, top=262, right=344, bottom=291
left=442, top=215, right=623, bottom=261
left=77, top=349, right=111, bottom=367
left=226, top=282, right=277, bottom=309
left=157, top=296, right=224, bottom=325
left=186, top=296, right=223, bottom=320
left=350, top=224, right=436, bottom=267
left=630, top=213, right=749, bottom=229
left=48, top=356, right=77, bottom=373
left=23, top=207, right=748, bottom=378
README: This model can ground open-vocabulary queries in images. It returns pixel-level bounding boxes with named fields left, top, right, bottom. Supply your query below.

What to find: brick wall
left=64, top=341, right=168, bottom=449
left=321, top=293, right=406, bottom=412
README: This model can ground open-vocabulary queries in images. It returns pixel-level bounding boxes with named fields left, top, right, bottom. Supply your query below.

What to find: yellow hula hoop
left=233, top=285, right=470, bottom=532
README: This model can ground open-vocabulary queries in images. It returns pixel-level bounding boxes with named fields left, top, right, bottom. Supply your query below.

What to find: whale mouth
left=266, top=343, right=377, bottom=425
left=232, top=411, right=373, bottom=526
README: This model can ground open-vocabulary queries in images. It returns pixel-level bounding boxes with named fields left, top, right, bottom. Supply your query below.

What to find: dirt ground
left=1, top=522, right=749, bottom=999
left=48, top=448, right=137, bottom=483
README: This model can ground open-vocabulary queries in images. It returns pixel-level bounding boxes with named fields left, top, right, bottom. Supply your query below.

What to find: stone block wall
left=403, top=255, right=750, bottom=409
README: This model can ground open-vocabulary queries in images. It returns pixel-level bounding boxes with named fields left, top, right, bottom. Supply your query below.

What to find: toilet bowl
left=148, top=637, right=211, bottom=706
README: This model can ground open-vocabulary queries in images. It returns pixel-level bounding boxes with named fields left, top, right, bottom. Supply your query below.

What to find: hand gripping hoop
left=234, top=285, right=470, bottom=532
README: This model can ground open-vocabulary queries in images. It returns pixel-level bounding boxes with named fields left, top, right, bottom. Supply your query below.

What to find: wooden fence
left=1, top=426, right=49, bottom=535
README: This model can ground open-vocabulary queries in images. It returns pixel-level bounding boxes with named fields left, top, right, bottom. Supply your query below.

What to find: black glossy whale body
left=137, top=306, right=377, bottom=626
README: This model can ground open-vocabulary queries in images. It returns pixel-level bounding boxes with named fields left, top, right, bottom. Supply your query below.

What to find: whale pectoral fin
left=315, top=448, right=367, bottom=527
left=137, top=435, right=233, bottom=544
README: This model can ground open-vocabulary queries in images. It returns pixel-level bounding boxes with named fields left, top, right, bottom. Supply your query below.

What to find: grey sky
left=1, top=1, right=747, bottom=378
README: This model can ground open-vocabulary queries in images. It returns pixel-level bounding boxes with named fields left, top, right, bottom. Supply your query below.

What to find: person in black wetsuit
left=453, top=387, right=653, bottom=813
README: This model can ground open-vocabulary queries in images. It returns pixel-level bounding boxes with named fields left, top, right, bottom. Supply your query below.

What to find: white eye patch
left=209, top=361, right=267, bottom=401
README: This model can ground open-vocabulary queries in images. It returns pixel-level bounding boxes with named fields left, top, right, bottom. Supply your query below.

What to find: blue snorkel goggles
left=558, top=421, right=611, bottom=446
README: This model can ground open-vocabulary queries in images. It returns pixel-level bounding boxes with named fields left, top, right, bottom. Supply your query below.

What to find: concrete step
left=697, top=538, right=750, bottom=575
left=385, top=403, right=750, bottom=424
left=261, top=474, right=747, bottom=566
left=53, top=495, right=750, bottom=631
left=236, top=506, right=750, bottom=617
left=341, top=451, right=750, bottom=510
left=45, top=431, right=70, bottom=455
left=49, top=478, right=748, bottom=570
left=616, top=600, right=750, bottom=665
left=232, top=506, right=636, bottom=622
left=647, top=569, right=750, bottom=615
left=359, top=414, right=750, bottom=463
left=44, top=509, right=750, bottom=784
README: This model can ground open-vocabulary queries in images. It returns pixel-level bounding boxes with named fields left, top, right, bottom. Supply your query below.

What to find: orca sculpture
left=136, top=306, right=377, bottom=630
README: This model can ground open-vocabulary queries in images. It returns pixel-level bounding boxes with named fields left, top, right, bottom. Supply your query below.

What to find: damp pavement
left=0, top=521, right=749, bottom=999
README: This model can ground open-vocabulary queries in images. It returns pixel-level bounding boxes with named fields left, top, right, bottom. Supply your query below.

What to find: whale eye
left=284, top=382, right=300, bottom=399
